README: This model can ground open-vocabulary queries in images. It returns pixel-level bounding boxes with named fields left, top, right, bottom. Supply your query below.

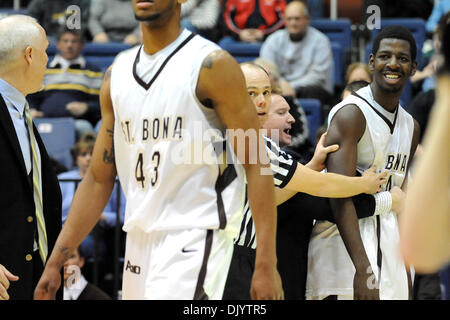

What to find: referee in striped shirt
left=222, top=63, right=404, bottom=299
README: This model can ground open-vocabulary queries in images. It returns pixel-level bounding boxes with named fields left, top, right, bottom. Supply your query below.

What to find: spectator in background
left=63, top=246, right=111, bottom=300
left=345, top=62, right=372, bottom=84
left=220, top=0, right=286, bottom=43
left=88, top=0, right=140, bottom=45
left=28, top=27, right=102, bottom=139
left=426, top=0, right=450, bottom=34
left=341, top=80, right=371, bottom=100
left=409, top=12, right=450, bottom=144
left=27, top=0, right=90, bottom=42
left=254, top=57, right=296, bottom=97
left=58, top=133, right=125, bottom=263
left=260, top=1, right=335, bottom=116
left=180, top=0, right=221, bottom=42
left=411, top=13, right=450, bottom=93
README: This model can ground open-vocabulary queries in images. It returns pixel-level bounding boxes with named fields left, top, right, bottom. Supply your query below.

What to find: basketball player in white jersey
left=35, top=0, right=284, bottom=300
left=306, top=26, right=421, bottom=300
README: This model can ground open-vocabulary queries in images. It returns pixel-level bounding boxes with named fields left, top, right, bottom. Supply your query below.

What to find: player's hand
left=353, top=266, right=379, bottom=300
left=250, top=263, right=284, bottom=300
left=307, top=132, right=339, bottom=172
left=33, top=264, right=61, bottom=300
left=0, top=264, right=19, bottom=300
left=361, top=166, right=387, bottom=194
left=390, top=186, right=406, bottom=215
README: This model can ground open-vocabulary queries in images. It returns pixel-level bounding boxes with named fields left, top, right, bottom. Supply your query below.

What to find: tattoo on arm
left=58, top=246, right=72, bottom=261
left=201, top=56, right=213, bottom=69
left=103, top=128, right=115, bottom=164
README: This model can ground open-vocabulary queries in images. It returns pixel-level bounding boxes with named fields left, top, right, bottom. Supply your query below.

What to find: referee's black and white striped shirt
left=234, top=135, right=298, bottom=249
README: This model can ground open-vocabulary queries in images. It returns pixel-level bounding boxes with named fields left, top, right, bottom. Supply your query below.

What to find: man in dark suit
left=0, top=15, right=62, bottom=300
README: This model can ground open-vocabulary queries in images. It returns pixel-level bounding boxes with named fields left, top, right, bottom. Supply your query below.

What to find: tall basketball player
left=306, top=26, right=420, bottom=300
left=34, top=0, right=283, bottom=300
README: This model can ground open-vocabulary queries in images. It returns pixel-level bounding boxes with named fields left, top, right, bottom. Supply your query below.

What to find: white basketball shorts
left=121, top=227, right=235, bottom=300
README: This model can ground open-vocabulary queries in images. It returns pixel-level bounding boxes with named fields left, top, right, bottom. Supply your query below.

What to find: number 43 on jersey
left=135, top=151, right=161, bottom=189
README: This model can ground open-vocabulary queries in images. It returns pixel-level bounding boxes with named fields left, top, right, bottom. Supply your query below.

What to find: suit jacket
left=0, top=95, right=62, bottom=300
left=77, top=283, right=111, bottom=300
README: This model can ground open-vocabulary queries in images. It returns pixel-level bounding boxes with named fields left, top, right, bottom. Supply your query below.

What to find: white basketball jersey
left=306, top=85, right=415, bottom=300
left=110, top=30, right=245, bottom=234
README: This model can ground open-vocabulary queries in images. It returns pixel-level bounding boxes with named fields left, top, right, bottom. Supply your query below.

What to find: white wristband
left=374, top=191, right=392, bottom=216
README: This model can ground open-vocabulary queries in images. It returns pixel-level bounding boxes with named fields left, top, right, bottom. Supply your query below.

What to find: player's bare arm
left=282, top=128, right=386, bottom=197
left=34, top=66, right=118, bottom=300
left=274, top=131, right=385, bottom=205
left=326, top=104, right=380, bottom=300
left=196, top=50, right=283, bottom=300
left=284, top=159, right=386, bottom=198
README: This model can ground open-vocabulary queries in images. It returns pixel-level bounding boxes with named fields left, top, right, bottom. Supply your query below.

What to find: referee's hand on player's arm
left=34, top=262, right=61, bottom=300
left=0, top=264, right=19, bottom=300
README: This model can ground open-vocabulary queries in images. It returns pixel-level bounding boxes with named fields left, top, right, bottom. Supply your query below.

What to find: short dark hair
left=70, top=132, right=96, bottom=163
left=437, top=12, right=450, bottom=41
left=372, top=26, right=417, bottom=61
left=57, top=26, right=85, bottom=43
left=344, top=80, right=370, bottom=93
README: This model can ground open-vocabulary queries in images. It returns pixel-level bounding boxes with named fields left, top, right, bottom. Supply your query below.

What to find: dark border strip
left=215, top=162, right=238, bottom=230
left=132, top=32, right=197, bottom=91
left=376, top=215, right=382, bottom=283
left=194, top=229, right=214, bottom=300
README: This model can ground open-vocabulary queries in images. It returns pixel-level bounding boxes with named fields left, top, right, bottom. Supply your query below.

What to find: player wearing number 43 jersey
left=35, top=0, right=284, bottom=301
left=111, top=30, right=247, bottom=300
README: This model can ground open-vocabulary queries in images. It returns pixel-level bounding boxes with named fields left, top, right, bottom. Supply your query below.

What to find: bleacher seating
left=217, top=18, right=351, bottom=87
left=218, top=37, right=344, bottom=88
left=310, top=18, right=352, bottom=49
left=297, top=98, right=322, bottom=144
left=47, top=42, right=133, bottom=72
left=0, top=8, right=27, bottom=19
left=218, top=36, right=261, bottom=63
left=311, top=18, right=352, bottom=87
left=330, top=41, right=345, bottom=87
left=34, top=117, right=76, bottom=169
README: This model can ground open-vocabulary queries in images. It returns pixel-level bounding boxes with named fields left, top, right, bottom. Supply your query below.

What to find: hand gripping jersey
left=110, top=30, right=245, bottom=235
left=306, top=85, right=415, bottom=300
